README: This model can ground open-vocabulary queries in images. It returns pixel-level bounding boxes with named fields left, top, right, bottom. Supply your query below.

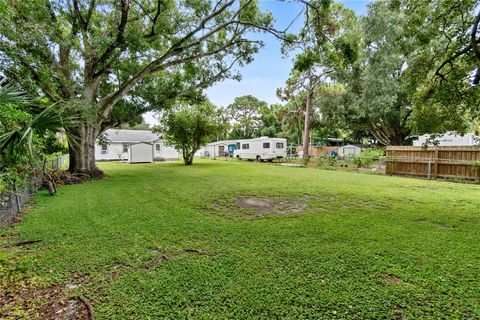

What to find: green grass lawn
left=1, top=160, right=480, bottom=319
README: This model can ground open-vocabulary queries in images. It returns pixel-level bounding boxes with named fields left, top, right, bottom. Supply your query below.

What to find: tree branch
left=471, top=8, right=480, bottom=84
left=93, top=0, right=130, bottom=77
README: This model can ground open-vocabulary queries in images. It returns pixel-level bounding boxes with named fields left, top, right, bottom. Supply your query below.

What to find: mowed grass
left=1, top=160, right=480, bottom=319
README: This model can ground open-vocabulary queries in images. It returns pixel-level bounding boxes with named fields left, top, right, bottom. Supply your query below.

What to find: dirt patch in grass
left=208, top=194, right=393, bottom=218
left=0, top=281, right=91, bottom=320
left=381, top=273, right=403, bottom=285
left=220, top=196, right=311, bottom=217
left=415, top=218, right=455, bottom=229
left=235, top=196, right=308, bottom=215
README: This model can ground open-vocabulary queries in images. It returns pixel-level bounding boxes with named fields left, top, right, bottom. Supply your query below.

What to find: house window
left=101, top=144, right=108, bottom=154
left=155, top=144, right=161, bottom=153
left=242, top=143, right=249, bottom=150
left=123, top=144, right=128, bottom=153
left=276, top=142, right=284, bottom=149
left=263, top=142, right=270, bottom=149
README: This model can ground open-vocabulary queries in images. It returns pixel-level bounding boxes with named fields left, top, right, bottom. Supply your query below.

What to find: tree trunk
left=303, top=69, right=312, bottom=158
left=68, top=122, right=103, bottom=177
left=184, top=153, right=194, bottom=165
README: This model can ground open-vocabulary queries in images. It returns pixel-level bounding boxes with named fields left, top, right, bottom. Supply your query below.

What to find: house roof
left=206, top=140, right=238, bottom=146
left=103, top=129, right=160, bottom=143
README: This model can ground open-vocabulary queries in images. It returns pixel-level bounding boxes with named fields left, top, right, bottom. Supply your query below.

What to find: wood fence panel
left=295, top=146, right=339, bottom=157
left=386, top=146, right=480, bottom=180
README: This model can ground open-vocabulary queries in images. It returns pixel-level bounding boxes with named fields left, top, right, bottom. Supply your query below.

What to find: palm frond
left=0, top=104, right=78, bottom=157
left=0, top=78, right=29, bottom=105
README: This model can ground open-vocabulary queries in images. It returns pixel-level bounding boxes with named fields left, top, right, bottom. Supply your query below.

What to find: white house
left=413, top=132, right=479, bottom=147
left=95, top=129, right=179, bottom=161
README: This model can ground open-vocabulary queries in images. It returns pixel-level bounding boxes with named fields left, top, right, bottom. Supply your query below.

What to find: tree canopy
left=278, top=0, right=480, bottom=147
left=0, top=0, right=279, bottom=174
left=156, top=102, right=224, bottom=165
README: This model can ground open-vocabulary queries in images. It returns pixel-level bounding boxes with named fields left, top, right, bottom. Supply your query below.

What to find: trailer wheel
left=256, top=155, right=261, bottom=162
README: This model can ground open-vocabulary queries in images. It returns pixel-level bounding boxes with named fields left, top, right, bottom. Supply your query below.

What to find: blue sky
left=144, top=0, right=371, bottom=125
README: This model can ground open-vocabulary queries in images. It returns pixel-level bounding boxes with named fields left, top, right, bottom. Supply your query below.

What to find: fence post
left=13, top=180, right=21, bottom=213
left=434, top=148, right=439, bottom=178
left=427, top=158, right=431, bottom=179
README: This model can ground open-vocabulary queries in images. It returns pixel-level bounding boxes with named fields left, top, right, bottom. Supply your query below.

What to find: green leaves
left=293, top=51, right=320, bottom=73
left=155, top=102, right=224, bottom=165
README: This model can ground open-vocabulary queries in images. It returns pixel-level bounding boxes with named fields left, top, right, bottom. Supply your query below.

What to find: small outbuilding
left=127, top=142, right=154, bottom=163
left=198, top=140, right=238, bottom=157
left=338, top=144, right=366, bottom=157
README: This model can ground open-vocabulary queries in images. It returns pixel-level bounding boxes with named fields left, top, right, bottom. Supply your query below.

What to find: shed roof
left=103, top=129, right=160, bottom=143
left=340, top=144, right=370, bottom=148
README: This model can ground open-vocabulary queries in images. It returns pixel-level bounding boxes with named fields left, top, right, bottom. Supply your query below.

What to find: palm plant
left=0, top=77, right=28, bottom=104
left=0, top=78, right=76, bottom=195
left=0, top=78, right=75, bottom=158
left=0, top=104, right=72, bottom=159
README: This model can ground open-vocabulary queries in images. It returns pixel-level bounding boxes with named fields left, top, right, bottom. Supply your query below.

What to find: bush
left=328, top=155, right=337, bottom=166
left=353, top=149, right=385, bottom=168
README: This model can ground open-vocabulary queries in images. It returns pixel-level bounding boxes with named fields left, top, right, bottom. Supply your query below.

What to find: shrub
left=328, top=155, right=337, bottom=166
left=353, top=149, right=385, bottom=168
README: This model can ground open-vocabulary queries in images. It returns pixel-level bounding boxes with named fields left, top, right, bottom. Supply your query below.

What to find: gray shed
left=127, top=142, right=154, bottom=163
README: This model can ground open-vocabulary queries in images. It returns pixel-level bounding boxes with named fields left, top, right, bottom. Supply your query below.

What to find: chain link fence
left=0, top=155, right=67, bottom=226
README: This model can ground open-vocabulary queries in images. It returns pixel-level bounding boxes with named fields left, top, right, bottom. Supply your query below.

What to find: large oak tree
left=0, top=0, right=277, bottom=175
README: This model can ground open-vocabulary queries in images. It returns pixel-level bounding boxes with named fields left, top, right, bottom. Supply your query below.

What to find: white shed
left=127, top=142, right=154, bottom=163
left=338, top=144, right=364, bottom=157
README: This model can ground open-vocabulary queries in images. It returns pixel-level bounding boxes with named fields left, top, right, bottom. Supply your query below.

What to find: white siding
left=95, top=139, right=180, bottom=161
left=204, top=144, right=223, bottom=157
left=95, top=142, right=128, bottom=161
left=153, top=140, right=180, bottom=159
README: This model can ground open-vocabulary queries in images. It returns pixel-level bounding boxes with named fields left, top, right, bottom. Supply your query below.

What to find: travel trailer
left=413, top=132, right=479, bottom=147
left=234, top=137, right=287, bottom=161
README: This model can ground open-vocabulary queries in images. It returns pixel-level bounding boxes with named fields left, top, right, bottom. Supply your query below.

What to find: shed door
left=218, top=146, right=225, bottom=156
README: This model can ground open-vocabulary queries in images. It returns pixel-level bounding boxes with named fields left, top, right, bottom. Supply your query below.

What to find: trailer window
left=276, top=142, right=284, bottom=149
left=242, top=143, right=249, bottom=150
left=263, top=142, right=270, bottom=149
left=236, top=142, right=240, bottom=149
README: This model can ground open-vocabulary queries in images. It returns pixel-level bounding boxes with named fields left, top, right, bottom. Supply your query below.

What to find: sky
left=144, top=0, right=371, bottom=125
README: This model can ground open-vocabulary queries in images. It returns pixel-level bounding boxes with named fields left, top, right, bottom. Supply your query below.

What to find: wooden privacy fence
left=295, top=146, right=340, bottom=157
left=386, top=146, right=480, bottom=180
